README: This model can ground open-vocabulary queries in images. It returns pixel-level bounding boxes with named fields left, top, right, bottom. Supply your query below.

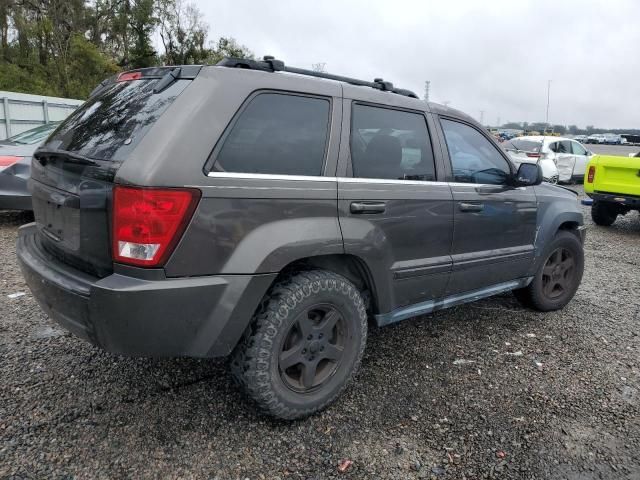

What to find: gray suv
left=16, top=57, right=585, bottom=419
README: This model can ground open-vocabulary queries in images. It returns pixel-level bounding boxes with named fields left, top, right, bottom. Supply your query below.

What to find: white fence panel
left=0, top=91, right=84, bottom=140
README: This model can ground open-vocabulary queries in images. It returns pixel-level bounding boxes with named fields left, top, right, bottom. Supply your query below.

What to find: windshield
left=7, top=123, right=59, bottom=145
left=42, top=77, right=190, bottom=161
left=505, top=139, right=542, bottom=152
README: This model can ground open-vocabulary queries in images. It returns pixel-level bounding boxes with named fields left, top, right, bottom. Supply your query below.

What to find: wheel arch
left=275, top=254, right=383, bottom=315
left=530, top=206, right=583, bottom=275
left=557, top=220, right=582, bottom=240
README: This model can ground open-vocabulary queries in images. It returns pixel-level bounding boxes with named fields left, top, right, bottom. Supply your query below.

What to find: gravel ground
left=1, top=187, right=639, bottom=480
left=587, top=144, right=639, bottom=157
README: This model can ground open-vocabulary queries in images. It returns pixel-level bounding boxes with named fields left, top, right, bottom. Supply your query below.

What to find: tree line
left=0, top=0, right=253, bottom=99
left=497, top=122, right=640, bottom=136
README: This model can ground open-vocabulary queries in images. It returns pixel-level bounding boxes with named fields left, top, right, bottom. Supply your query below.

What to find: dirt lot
left=1, top=186, right=639, bottom=480
left=587, top=144, right=639, bottom=157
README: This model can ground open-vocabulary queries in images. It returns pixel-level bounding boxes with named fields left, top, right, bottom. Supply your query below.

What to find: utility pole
left=424, top=80, right=430, bottom=102
left=545, top=80, right=552, bottom=126
left=480, top=110, right=485, bottom=126
left=497, top=116, right=501, bottom=128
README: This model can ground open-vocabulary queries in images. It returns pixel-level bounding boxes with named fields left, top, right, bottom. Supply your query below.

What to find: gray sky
left=194, top=0, right=640, bottom=128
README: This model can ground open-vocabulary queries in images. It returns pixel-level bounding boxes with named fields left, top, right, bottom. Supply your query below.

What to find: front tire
left=230, top=270, right=367, bottom=420
left=591, top=201, right=618, bottom=226
left=514, top=230, right=584, bottom=311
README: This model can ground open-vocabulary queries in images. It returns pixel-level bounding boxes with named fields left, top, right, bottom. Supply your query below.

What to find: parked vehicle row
left=16, top=57, right=585, bottom=419
left=586, top=133, right=626, bottom=145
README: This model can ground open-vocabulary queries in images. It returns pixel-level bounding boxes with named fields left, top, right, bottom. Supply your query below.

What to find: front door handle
left=459, top=202, right=484, bottom=212
left=350, top=201, right=386, bottom=214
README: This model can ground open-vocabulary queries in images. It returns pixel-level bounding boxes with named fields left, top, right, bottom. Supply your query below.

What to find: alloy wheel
left=278, top=304, right=348, bottom=393
left=541, top=247, right=575, bottom=299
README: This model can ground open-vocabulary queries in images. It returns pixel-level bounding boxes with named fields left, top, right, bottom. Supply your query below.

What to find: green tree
left=207, top=37, right=253, bottom=63
left=0, top=0, right=254, bottom=98
left=156, top=0, right=208, bottom=65
left=66, top=35, right=119, bottom=98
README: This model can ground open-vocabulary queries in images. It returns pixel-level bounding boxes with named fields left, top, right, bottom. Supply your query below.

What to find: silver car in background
left=0, top=122, right=59, bottom=210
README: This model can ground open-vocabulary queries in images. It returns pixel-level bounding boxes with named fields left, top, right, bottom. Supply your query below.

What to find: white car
left=504, top=136, right=592, bottom=183
left=504, top=138, right=559, bottom=183
left=602, top=133, right=623, bottom=145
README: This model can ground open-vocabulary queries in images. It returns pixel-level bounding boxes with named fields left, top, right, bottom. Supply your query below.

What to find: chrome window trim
left=207, top=171, right=336, bottom=182
left=339, top=177, right=443, bottom=186
left=207, top=171, right=449, bottom=186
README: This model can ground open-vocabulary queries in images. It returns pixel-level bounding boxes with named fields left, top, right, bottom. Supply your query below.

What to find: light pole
left=545, top=80, right=552, bottom=127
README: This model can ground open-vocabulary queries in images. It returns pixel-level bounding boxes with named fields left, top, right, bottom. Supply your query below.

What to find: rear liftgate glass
left=31, top=66, right=201, bottom=277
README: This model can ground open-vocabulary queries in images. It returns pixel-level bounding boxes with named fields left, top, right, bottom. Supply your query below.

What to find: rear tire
left=591, top=201, right=618, bottom=226
left=230, top=270, right=367, bottom=420
left=514, top=230, right=584, bottom=311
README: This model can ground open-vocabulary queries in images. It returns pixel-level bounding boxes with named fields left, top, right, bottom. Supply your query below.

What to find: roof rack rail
left=216, top=56, right=419, bottom=99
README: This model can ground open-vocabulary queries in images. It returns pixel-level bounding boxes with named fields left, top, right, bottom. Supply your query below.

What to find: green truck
left=584, top=153, right=640, bottom=226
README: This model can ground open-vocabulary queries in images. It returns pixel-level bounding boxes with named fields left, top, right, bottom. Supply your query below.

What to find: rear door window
left=43, top=78, right=191, bottom=161
left=556, top=141, right=572, bottom=153
left=350, top=104, right=436, bottom=181
left=212, top=93, right=331, bottom=176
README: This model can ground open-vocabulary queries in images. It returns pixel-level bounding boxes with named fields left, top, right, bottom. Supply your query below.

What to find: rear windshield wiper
left=35, top=148, right=98, bottom=166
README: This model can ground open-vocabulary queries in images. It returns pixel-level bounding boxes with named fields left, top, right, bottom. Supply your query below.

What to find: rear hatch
left=30, top=66, right=200, bottom=278
left=503, top=138, right=544, bottom=165
left=591, top=155, right=640, bottom=197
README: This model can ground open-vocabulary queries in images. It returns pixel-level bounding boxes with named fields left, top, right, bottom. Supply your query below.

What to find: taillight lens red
left=526, top=153, right=541, bottom=158
left=117, top=71, right=142, bottom=82
left=112, top=186, right=201, bottom=267
left=587, top=165, right=596, bottom=183
left=0, top=156, right=23, bottom=168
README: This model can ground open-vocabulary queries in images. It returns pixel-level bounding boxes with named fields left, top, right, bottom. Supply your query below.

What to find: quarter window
left=350, top=104, right=436, bottom=181
left=213, top=93, right=330, bottom=176
left=440, top=119, right=511, bottom=185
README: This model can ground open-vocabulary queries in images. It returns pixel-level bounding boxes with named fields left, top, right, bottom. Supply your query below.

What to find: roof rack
left=216, top=56, right=419, bottom=99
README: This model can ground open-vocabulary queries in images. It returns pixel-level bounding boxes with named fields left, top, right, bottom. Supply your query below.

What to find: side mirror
left=513, top=163, right=542, bottom=187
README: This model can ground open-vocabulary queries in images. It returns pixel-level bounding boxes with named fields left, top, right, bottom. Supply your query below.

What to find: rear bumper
left=586, top=192, right=640, bottom=209
left=0, top=192, right=32, bottom=210
left=17, top=224, right=275, bottom=357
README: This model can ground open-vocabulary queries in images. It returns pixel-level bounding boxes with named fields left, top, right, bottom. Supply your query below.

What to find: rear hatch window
left=505, top=139, right=542, bottom=153
left=31, top=66, right=200, bottom=278
left=44, top=70, right=194, bottom=162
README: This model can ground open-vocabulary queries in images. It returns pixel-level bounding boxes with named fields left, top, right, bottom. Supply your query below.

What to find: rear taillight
left=0, top=156, right=23, bottom=168
left=112, top=186, right=200, bottom=267
left=587, top=165, right=596, bottom=183
left=526, top=153, right=541, bottom=158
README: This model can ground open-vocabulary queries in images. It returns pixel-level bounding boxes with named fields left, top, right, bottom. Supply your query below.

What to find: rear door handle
left=458, top=202, right=484, bottom=212
left=350, top=201, right=386, bottom=214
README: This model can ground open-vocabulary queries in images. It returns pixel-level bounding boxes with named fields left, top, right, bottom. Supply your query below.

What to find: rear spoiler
left=89, top=65, right=203, bottom=99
